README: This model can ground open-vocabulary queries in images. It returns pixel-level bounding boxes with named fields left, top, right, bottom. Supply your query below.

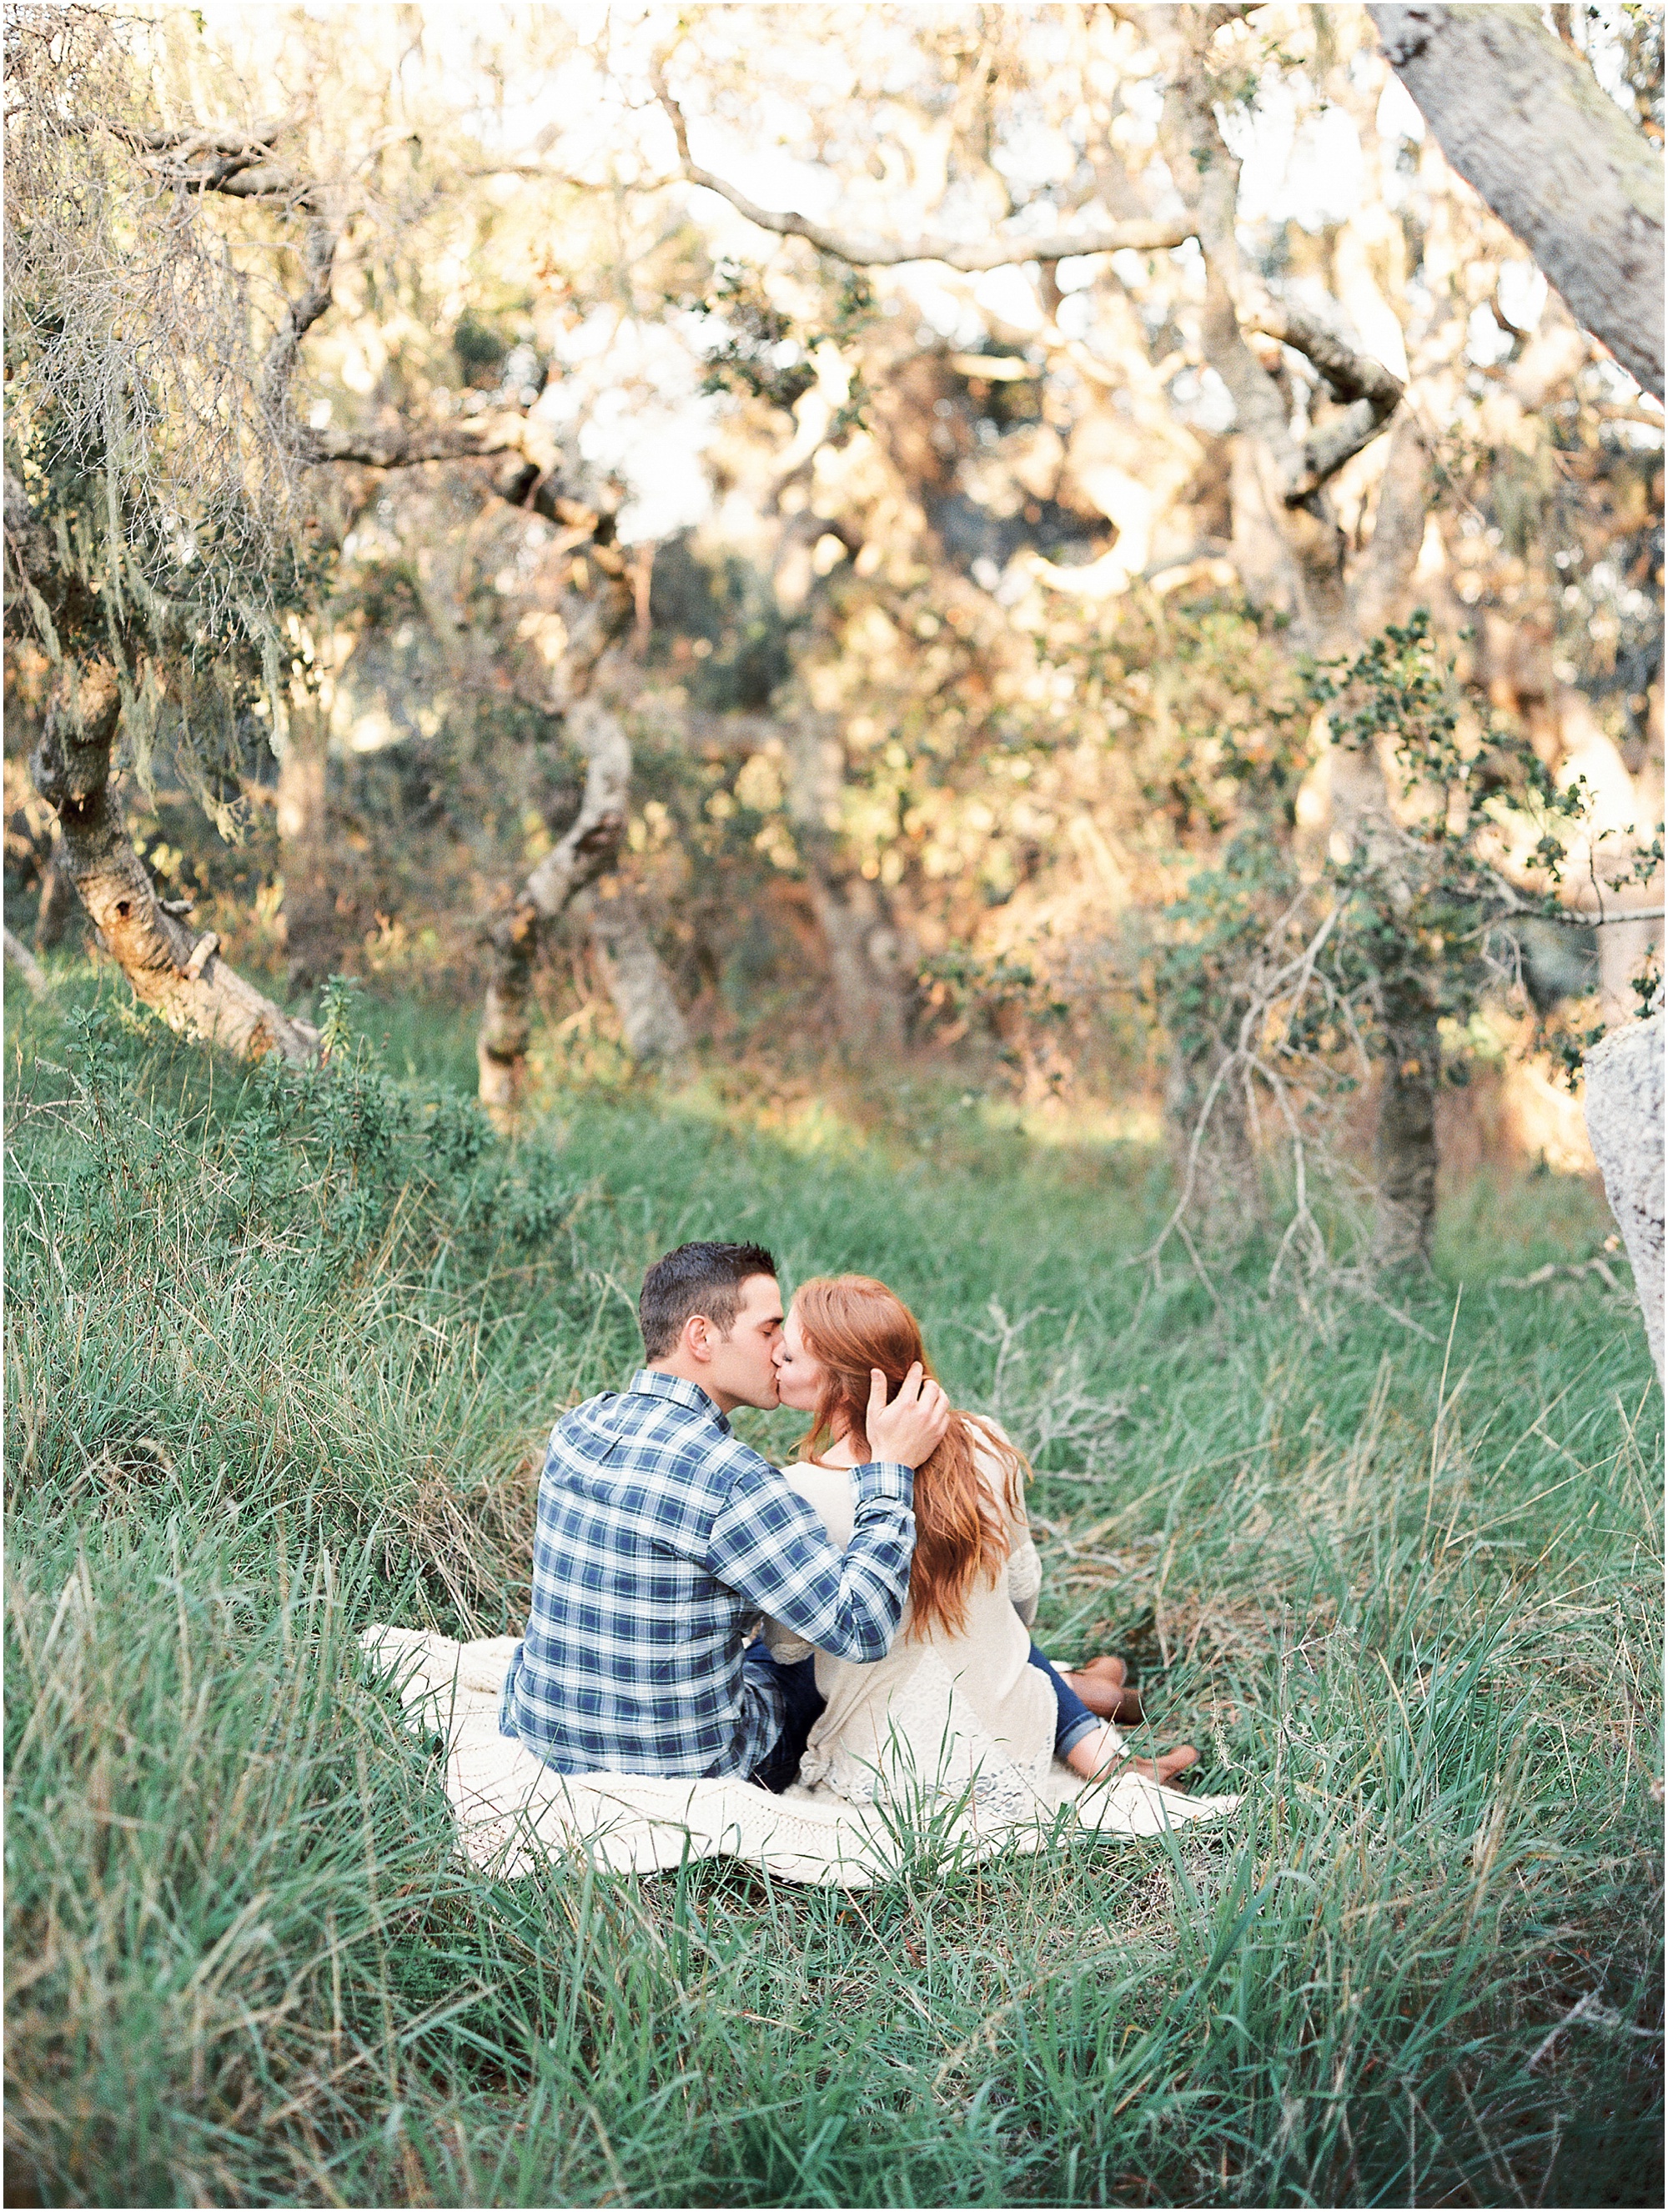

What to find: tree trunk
left=1160, top=20, right=1461, bottom=1277
left=477, top=698, right=630, bottom=1123
left=805, top=862, right=912, bottom=1056
left=29, top=660, right=319, bottom=1062
left=1372, top=1004, right=1440, bottom=1272
left=781, top=710, right=912, bottom=1053
left=1370, top=4, right=1664, bottom=399
left=275, top=705, right=341, bottom=991
left=33, top=842, right=78, bottom=950
left=1348, top=410, right=1431, bottom=637
left=1583, top=1006, right=1664, bottom=1385
left=585, top=880, right=691, bottom=1066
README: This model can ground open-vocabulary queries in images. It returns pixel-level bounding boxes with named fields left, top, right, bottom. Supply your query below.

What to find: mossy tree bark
left=29, top=659, right=319, bottom=1063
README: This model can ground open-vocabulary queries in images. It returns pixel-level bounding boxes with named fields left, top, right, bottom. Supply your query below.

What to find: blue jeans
left=749, top=1648, right=826, bottom=1793
left=748, top=1628, right=1100, bottom=1792
left=1027, top=1638, right=1101, bottom=1758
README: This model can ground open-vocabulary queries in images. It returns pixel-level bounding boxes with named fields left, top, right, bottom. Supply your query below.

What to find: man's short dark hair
left=639, top=1241, right=779, bottom=1359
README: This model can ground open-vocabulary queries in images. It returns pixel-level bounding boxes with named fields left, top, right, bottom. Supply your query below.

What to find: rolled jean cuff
left=1057, top=1711, right=1103, bottom=1758
left=1027, top=1638, right=1101, bottom=1758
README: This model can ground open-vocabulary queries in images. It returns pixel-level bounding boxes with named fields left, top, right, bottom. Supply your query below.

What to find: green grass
left=5, top=964, right=1662, bottom=2207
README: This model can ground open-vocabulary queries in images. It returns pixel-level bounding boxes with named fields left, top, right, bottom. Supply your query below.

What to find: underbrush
left=5, top=967, right=1662, bottom=2207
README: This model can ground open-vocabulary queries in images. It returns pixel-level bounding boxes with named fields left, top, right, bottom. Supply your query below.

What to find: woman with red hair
left=768, top=1274, right=1198, bottom=1808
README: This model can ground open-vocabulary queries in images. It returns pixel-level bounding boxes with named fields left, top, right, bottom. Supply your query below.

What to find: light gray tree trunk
left=29, top=660, right=319, bottom=1063
left=585, top=880, right=691, bottom=1066
left=1583, top=1008, right=1664, bottom=1386
left=1370, top=4, right=1664, bottom=399
left=477, top=697, right=631, bottom=1123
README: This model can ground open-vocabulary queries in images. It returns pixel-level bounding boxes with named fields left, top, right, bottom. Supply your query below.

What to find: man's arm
left=706, top=1361, right=949, bottom=1658
left=706, top=1456, right=915, bottom=1661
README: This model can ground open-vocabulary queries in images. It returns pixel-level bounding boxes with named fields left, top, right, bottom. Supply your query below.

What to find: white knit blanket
left=361, top=1625, right=1240, bottom=1889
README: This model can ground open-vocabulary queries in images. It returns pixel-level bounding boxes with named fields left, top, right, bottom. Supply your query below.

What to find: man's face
left=702, top=1274, right=784, bottom=1412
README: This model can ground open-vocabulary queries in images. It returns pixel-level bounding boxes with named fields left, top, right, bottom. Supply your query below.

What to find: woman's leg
left=1010, top=1603, right=1144, bottom=1723
left=1027, top=1638, right=1200, bottom=1788
left=1027, top=1638, right=1104, bottom=1759
left=1061, top=1656, right=1146, bottom=1726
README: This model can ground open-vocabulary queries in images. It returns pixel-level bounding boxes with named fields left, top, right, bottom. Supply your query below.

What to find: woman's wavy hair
left=791, top=1275, right=1028, bottom=1639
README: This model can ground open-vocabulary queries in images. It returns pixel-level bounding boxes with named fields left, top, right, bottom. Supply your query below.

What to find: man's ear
left=683, top=1312, right=712, bottom=1364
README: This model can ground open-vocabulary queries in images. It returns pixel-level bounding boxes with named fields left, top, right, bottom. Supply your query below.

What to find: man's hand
left=866, top=1362, right=952, bottom=1471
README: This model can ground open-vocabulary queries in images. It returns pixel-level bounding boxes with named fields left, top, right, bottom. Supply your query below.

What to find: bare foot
left=1062, top=1654, right=1145, bottom=1727
left=1125, top=1743, right=1198, bottom=1788
left=1065, top=1723, right=1196, bottom=1786
left=1066, top=1723, right=1199, bottom=1788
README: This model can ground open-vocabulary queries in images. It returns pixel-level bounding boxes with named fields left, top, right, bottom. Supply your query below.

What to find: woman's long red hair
left=791, top=1276, right=1028, bottom=1639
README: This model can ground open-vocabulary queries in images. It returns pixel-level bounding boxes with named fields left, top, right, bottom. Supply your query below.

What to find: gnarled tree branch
left=653, top=68, right=1191, bottom=271
left=259, top=217, right=342, bottom=422
left=73, top=113, right=316, bottom=204
left=1244, top=299, right=1405, bottom=501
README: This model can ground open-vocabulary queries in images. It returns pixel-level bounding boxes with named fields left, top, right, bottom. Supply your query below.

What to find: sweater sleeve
left=1007, top=1532, right=1042, bottom=1628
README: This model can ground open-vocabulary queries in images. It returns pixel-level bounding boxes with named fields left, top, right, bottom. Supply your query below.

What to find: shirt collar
left=627, top=1367, right=732, bottom=1432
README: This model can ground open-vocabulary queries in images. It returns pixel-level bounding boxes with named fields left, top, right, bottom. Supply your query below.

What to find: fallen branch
left=1525, top=1988, right=1664, bottom=2072
left=1495, top=1256, right=1623, bottom=1293
left=3, top=927, right=48, bottom=993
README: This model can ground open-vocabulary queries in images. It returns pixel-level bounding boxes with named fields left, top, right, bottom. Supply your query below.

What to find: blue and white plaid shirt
left=500, top=1368, right=915, bottom=1779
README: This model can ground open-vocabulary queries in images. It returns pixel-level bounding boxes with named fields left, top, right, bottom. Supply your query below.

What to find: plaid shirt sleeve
left=706, top=1456, right=915, bottom=1661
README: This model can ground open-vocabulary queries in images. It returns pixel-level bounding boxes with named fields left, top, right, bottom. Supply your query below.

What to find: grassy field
left=5, top=964, right=1661, bottom=2208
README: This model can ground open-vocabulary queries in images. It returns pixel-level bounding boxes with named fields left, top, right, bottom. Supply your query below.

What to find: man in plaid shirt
left=500, top=1241, right=949, bottom=1785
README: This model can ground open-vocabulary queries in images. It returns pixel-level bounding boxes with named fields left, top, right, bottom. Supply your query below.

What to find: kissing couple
left=499, top=1241, right=1199, bottom=1813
